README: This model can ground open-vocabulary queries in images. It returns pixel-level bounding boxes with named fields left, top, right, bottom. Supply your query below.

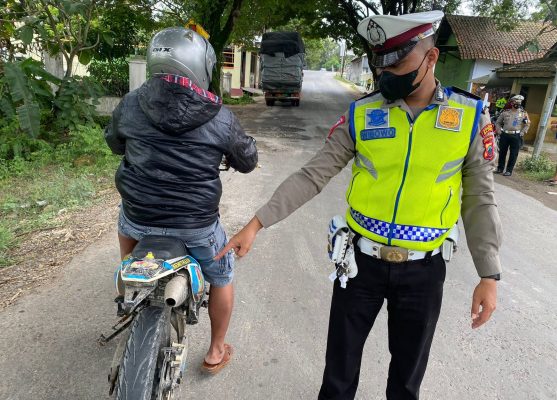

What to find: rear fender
left=185, top=259, right=205, bottom=303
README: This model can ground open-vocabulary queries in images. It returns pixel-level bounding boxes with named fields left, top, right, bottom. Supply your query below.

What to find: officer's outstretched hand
left=214, top=216, right=263, bottom=260
left=470, top=279, right=497, bottom=329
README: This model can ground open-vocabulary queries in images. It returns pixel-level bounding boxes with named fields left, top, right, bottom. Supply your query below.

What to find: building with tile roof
left=495, top=45, right=557, bottom=152
left=435, top=15, right=557, bottom=91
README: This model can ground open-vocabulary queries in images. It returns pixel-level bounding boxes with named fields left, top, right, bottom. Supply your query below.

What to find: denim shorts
left=118, top=210, right=234, bottom=287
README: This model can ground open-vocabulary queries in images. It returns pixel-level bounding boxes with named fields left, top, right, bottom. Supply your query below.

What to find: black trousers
left=318, top=247, right=446, bottom=400
left=498, top=132, right=521, bottom=173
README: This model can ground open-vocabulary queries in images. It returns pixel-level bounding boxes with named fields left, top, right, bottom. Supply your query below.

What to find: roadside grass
left=334, top=74, right=359, bottom=90
left=0, top=225, right=12, bottom=266
left=516, top=153, right=556, bottom=181
left=0, top=124, right=120, bottom=266
left=223, top=94, right=256, bottom=105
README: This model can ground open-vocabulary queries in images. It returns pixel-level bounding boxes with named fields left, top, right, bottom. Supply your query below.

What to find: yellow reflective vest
left=345, top=88, right=484, bottom=251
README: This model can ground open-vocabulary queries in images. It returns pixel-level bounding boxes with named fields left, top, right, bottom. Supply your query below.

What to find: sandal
left=201, top=344, right=233, bottom=374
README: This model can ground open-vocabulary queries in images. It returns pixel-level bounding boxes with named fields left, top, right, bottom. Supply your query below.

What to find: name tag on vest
left=361, top=128, right=396, bottom=140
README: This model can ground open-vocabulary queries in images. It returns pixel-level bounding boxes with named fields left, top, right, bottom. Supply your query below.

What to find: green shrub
left=0, top=119, right=51, bottom=160
left=88, top=58, right=129, bottom=97
left=53, top=77, right=104, bottom=131
left=517, top=154, right=556, bottom=181
left=223, top=94, right=255, bottom=105
left=0, top=58, right=60, bottom=138
left=93, top=115, right=111, bottom=127
left=0, top=125, right=119, bottom=180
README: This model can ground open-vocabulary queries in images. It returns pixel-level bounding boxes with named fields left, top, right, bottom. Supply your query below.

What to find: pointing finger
left=214, top=241, right=235, bottom=260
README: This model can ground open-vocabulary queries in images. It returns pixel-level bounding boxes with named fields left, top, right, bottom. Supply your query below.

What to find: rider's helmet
left=147, top=27, right=216, bottom=90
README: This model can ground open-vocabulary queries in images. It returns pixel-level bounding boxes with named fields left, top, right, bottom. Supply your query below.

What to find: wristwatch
left=482, top=273, right=501, bottom=281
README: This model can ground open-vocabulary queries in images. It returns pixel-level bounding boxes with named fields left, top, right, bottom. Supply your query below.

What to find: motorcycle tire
left=115, top=306, right=170, bottom=400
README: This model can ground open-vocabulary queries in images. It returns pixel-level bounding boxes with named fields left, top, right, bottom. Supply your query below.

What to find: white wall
left=349, top=58, right=363, bottom=83
left=468, top=59, right=503, bottom=91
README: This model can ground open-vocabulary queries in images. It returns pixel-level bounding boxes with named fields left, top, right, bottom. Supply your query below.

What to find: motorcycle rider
left=105, top=27, right=258, bottom=373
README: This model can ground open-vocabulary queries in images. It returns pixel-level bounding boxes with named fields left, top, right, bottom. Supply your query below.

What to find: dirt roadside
left=1, top=101, right=556, bottom=310
left=0, top=189, right=120, bottom=309
left=496, top=150, right=557, bottom=212
left=494, top=170, right=557, bottom=211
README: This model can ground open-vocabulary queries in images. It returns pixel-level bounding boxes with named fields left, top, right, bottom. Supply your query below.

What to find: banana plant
left=0, top=58, right=61, bottom=138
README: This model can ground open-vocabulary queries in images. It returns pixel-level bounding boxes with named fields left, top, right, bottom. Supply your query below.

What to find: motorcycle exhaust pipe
left=164, top=275, right=190, bottom=307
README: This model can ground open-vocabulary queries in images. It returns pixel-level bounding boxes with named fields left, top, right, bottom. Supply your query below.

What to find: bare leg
left=118, top=233, right=138, bottom=260
left=205, top=283, right=234, bottom=364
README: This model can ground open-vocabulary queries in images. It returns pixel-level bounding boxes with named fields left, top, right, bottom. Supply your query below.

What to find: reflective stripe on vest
left=345, top=88, right=482, bottom=251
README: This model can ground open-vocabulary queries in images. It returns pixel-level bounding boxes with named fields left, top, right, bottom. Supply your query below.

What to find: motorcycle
left=99, top=235, right=207, bottom=400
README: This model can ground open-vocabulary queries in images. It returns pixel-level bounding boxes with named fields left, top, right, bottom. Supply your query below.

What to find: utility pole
left=339, top=40, right=346, bottom=78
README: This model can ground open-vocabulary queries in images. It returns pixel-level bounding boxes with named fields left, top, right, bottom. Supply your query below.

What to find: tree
left=300, top=0, right=462, bottom=74
left=15, top=0, right=112, bottom=78
left=0, top=1, right=28, bottom=63
left=147, top=0, right=312, bottom=94
left=471, top=0, right=529, bottom=31
left=91, top=0, right=158, bottom=60
left=305, top=38, right=341, bottom=70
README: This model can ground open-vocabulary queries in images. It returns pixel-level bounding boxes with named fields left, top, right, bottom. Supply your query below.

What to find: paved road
left=1, top=71, right=556, bottom=400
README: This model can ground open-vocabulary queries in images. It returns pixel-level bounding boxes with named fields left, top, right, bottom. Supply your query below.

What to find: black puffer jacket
left=105, top=77, right=258, bottom=228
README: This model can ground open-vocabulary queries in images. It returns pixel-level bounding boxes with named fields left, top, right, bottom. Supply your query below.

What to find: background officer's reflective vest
left=345, top=89, right=482, bottom=251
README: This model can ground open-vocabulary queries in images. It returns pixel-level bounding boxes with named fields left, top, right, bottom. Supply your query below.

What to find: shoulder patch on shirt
left=483, top=135, right=495, bottom=161
left=479, top=123, right=495, bottom=138
left=478, top=121, right=496, bottom=160
left=327, top=115, right=346, bottom=140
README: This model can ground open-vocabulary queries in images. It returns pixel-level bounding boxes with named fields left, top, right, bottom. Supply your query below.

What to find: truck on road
left=260, top=32, right=305, bottom=107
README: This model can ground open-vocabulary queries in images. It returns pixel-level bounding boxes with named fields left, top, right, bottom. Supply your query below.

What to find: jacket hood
left=137, top=76, right=222, bottom=135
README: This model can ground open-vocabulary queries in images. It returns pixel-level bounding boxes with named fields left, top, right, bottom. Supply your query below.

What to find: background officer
left=495, top=94, right=530, bottom=176
left=217, top=10, right=502, bottom=400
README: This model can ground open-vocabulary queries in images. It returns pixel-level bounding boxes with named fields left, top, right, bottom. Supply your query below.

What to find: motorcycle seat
left=131, top=235, right=188, bottom=260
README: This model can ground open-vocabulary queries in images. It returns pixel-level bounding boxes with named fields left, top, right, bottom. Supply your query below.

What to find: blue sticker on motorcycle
left=360, top=128, right=396, bottom=140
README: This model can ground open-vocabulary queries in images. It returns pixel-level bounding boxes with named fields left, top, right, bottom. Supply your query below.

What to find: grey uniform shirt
left=256, top=88, right=503, bottom=277
left=495, top=108, right=530, bottom=136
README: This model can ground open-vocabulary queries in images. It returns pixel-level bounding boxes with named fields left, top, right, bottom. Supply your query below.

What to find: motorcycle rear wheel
left=115, top=306, right=170, bottom=400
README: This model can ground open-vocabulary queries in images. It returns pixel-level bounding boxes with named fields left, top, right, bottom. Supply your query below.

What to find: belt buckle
left=380, top=246, right=409, bottom=263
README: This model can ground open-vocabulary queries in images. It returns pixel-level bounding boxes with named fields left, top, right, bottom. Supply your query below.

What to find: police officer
left=495, top=94, right=530, bottom=176
left=217, top=10, right=502, bottom=400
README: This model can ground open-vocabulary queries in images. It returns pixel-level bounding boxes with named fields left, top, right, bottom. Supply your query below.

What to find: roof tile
left=445, top=15, right=557, bottom=64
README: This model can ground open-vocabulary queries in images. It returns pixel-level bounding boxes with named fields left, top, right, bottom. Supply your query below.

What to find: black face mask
left=512, top=103, right=520, bottom=109
left=378, top=52, right=429, bottom=101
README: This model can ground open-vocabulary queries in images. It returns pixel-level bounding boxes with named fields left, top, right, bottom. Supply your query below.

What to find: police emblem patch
left=365, top=108, right=389, bottom=129
left=366, top=20, right=386, bottom=46
left=435, top=106, right=463, bottom=131
left=482, top=135, right=495, bottom=161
